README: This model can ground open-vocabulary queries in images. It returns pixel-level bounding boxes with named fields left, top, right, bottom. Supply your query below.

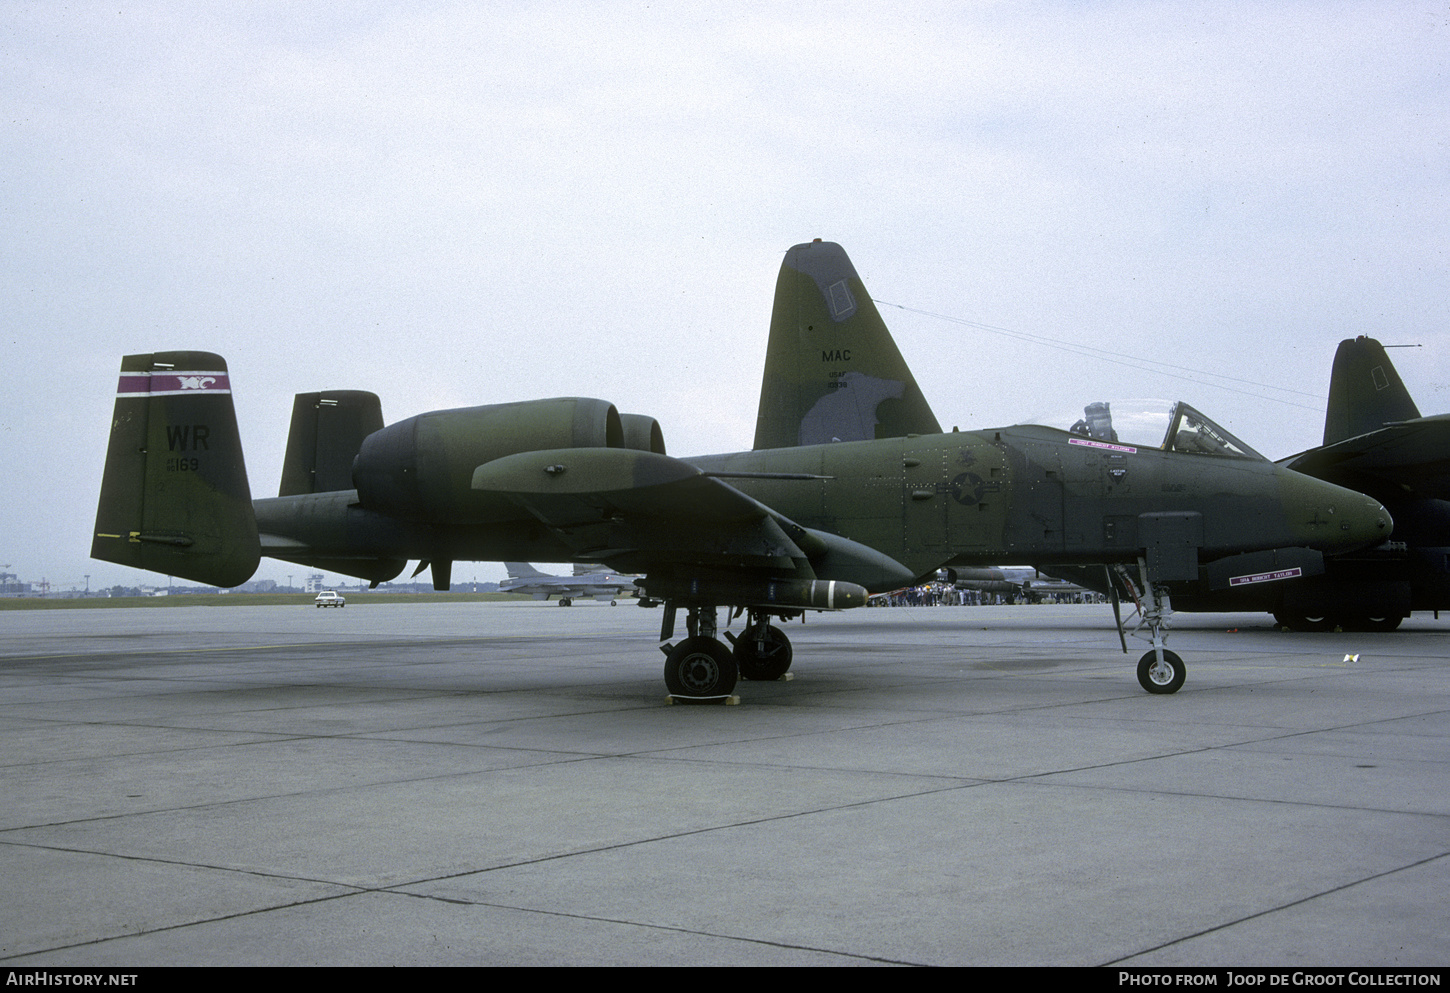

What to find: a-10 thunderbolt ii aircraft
left=500, top=562, right=639, bottom=606
left=91, top=242, right=1389, bottom=698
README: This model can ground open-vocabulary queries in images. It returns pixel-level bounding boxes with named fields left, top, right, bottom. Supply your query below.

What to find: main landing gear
left=659, top=605, right=794, bottom=701
left=663, top=636, right=737, bottom=697
left=1273, top=611, right=1404, bottom=633
left=1112, top=559, right=1186, bottom=695
left=727, top=610, right=794, bottom=682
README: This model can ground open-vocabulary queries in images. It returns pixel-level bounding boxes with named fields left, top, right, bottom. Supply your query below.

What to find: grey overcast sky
left=3, top=1, right=1447, bottom=590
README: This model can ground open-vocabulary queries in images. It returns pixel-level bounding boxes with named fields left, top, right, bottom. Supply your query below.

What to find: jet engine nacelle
left=353, top=397, right=664, bottom=522
left=620, top=412, right=667, bottom=456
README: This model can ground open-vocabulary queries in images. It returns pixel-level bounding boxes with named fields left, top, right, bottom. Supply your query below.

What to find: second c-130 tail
left=91, top=351, right=261, bottom=588
left=1321, top=335, right=1421, bottom=447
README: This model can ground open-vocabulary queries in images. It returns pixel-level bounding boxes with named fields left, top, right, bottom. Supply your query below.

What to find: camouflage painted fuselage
left=252, top=422, right=1389, bottom=594
left=695, top=426, right=1386, bottom=581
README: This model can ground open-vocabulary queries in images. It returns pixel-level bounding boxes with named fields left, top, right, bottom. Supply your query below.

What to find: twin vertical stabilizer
left=91, top=351, right=260, bottom=587
left=280, top=390, right=384, bottom=495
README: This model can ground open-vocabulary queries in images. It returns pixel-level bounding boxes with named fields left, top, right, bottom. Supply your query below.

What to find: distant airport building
left=1, top=572, right=33, bottom=596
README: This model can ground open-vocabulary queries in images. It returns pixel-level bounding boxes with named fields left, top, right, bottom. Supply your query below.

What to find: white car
left=314, top=590, right=346, bottom=608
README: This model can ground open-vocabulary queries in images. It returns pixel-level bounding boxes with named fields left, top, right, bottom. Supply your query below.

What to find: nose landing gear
left=1113, top=558, right=1186, bottom=694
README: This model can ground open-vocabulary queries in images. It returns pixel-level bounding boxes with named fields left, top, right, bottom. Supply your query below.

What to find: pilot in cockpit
left=1069, top=401, right=1118, bottom=443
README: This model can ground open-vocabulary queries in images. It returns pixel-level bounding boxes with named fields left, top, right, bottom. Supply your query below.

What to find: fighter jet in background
left=92, top=243, right=1389, bottom=698
left=501, top=562, right=638, bottom=605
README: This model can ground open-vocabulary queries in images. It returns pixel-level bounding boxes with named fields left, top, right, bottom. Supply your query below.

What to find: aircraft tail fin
left=753, top=240, right=941, bottom=450
left=280, top=390, right=384, bottom=496
left=1323, top=336, right=1420, bottom=446
left=505, top=562, right=549, bottom=579
left=91, top=352, right=260, bottom=587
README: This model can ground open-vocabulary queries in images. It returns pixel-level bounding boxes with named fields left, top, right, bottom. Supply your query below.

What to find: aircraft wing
left=1281, top=414, right=1450, bottom=500
left=471, top=448, right=822, bottom=576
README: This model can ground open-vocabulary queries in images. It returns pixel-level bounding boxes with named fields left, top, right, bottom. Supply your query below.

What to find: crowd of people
left=867, top=584, right=1107, bottom=608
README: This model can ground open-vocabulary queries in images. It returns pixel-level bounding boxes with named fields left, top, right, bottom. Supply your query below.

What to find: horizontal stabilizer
left=263, top=548, right=408, bottom=585
left=1284, top=414, right=1450, bottom=501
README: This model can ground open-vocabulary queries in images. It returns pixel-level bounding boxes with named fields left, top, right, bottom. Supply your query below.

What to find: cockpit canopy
left=1057, top=400, right=1265, bottom=460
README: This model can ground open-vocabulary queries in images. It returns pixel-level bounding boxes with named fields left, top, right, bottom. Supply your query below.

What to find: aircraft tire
left=1345, top=615, right=1404, bottom=632
left=1273, top=612, right=1333, bottom=633
left=1137, top=650, right=1185, bottom=694
left=734, top=625, right=793, bottom=681
left=664, top=637, right=738, bottom=697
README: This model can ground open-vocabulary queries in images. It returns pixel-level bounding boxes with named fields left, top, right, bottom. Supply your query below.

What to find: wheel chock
left=665, top=693, right=740, bottom=706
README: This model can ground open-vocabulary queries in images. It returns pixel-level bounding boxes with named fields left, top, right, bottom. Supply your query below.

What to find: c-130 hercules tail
left=93, top=243, right=1390, bottom=698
